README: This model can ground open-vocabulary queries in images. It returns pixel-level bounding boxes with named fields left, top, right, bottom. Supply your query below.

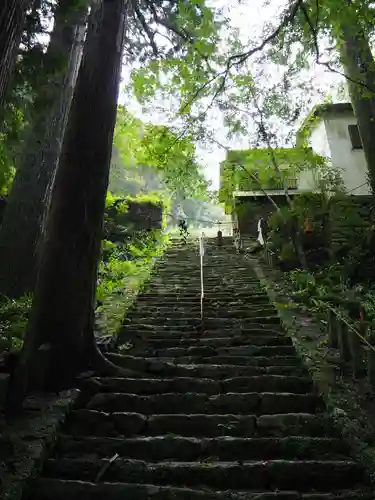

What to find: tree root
left=89, top=341, right=142, bottom=378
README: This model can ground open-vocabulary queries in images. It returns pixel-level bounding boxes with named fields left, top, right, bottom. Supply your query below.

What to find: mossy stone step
left=123, top=345, right=296, bottom=359
left=135, top=296, right=270, bottom=305
left=128, top=303, right=275, bottom=318
left=56, top=435, right=348, bottom=461
left=124, top=335, right=292, bottom=348
left=82, top=375, right=312, bottom=396
left=30, top=478, right=373, bottom=500
left=107, top=354, right=301, bottom=369
left=65, top=410, right=336, bottom=438
left=119, top=326, right=285, bottom=338
left=42, top=458, right=364, bottom=491
left=105, top=355, right=306, bottom=378
left=86, top=392, right=321, bottom=415
left=122, top=328, right=285, bottom=339
left=122, top=317, right=282, bottom=328
left=137, top=292, right=268, bottom=299
left=126, top=309, right=277, bottom=320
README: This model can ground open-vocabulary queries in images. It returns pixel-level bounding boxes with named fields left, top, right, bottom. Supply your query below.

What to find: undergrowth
left=96, top=229, right=169, bottom=336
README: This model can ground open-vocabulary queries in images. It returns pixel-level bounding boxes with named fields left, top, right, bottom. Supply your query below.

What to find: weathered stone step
left=66, top=410, right=336, bottom=438
left=126, top=309, right=277, bottom=320
left=122, top=316, right=282, bottom=328
left=136, top=296, right=270, bottom=305
left=131, top=305, right=273, bottom=315
left=30, top=478, right=373, bottom=500
left=107, top=354, right=301, bottom=370
left=125, top=335, right=291, bottom=348
left=149, top=279, right=262, bottom=286
left=123, top=345, right=296, bottom=358
left=146, top=286, right=265, bottom=293
left=119, top=327, right=285, bottom=339
left=106, top=355, right=306, bottom=378
left=86, top=392, right=321, bottom=415
left=122, top=328, right=285, bottom=340
left=85, top=375, right=312, bottom=395
left=55, top=435, right=347, bottom=461
left=138, top=292, right=268, bottom=300
left=42, top=458, right=364, bottom=491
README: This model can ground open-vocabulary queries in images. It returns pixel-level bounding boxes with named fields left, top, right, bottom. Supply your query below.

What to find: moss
left=253, top=259, right=375, bottom=484
left=0, top=390, right=80, bottom=500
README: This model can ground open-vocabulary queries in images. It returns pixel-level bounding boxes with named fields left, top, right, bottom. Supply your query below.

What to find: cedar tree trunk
left=0, top=0, right=34, bottom=119
left=8, top=0, right=130, bottom=411
left=0, top=0, right=88, bottom=298
left=340, top=22, right=375, bottom=193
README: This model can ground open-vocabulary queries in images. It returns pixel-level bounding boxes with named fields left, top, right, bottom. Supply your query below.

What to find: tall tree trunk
left=8, top=0, right=130, bottom=412
left=0, top=0, right=33, bottom=119
left=0, top=0, right=88, bottom=298
left=339, top=21, right=375, bottom=193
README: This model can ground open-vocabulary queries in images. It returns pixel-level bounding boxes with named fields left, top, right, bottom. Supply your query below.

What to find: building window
left=348, top=124, right=363, bottom=150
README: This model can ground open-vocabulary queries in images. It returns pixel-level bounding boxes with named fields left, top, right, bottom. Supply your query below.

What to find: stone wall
left=234, top=195, right=290, bottom=235
left=106, top=200, right=163, bottom=231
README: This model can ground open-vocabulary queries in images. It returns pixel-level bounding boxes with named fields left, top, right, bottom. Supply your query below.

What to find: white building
left=297, top=102, right=370, bottom=195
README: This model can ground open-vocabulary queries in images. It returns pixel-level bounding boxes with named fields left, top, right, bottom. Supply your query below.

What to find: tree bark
left=339, top=22, right=375, bottom=193
left=0, top=0, right=88, bottom=298
left=8, top=0, right=129, bottom=412
left=0, top=0, right=33, bottom=120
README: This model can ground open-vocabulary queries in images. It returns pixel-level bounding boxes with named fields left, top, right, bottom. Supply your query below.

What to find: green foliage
left=0, top=295, right=31, bottom=351
left=96, top=192, right=170, bottom=335
left=129, top=1, right=223, bottom=111
left=219, top=147, right=326, bottom=211
left=112, top=106, right=210, bottom=200
left=96, top=229, right=169, bottom=336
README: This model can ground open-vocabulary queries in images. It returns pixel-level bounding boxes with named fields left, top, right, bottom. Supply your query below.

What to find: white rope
left=199, top=232, right=205, bottom=330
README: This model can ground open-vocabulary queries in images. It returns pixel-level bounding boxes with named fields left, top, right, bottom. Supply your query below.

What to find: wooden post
left=367, top=328, right=375, bottom=388
left=327, top=309, right=338, bottom=348
left=337, top=318, right=351, bottom=362
left=349, top=322, right=366, bottom=379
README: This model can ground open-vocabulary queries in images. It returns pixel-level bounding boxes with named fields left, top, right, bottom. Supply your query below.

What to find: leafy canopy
left=112, top=106, right=210, bottom=200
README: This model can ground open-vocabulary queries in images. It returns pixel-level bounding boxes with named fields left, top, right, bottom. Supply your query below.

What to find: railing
left=312, top=298, right=375, bottom=385
left=237, top=177, right=298, bottom=191
left=263, top=246, right=375, bottom=385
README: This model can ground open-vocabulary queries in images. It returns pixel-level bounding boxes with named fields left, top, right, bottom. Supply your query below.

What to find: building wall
left=324, top=113, right=370, bottom=195
left=309, top=113, right=370, bottom=195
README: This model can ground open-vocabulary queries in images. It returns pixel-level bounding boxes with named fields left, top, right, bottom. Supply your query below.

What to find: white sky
left=118, top=0, right=346, bottom=190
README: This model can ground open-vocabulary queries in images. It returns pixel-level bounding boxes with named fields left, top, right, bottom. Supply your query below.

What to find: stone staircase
left=24, top=238, right=372, bottom=499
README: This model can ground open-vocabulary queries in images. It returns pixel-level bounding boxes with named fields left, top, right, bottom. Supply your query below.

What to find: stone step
left=119, top=326, right=285, bottom=338
left=131, top=304, right=273, bottom=314
left=42, top=458, right=364, bottom=491
left=107, top=354, right=302, bottom=370
left=124, top=335, right=292, bottom=348
left=122, top=317, right=282, bottom=328
left=146, top=286, right=265, bottom=293
left=83, top=375, right=312, bottom=395
left=137, top=292, right=268, bottom=300
left=105, top=355, right=306, bottom=378
left=120, top=345, right=296, bottom=358
left=30, top=478, right=373, bottom=500
left=86, top=392, right=321, bottom=415
left=148, top=279, right=262, bottom=286
left=135, top=296, right=271, bottom=305
left=120, top=328, right=285, bottom=340
left=66, top=410, right=337, bottom=438
left=55, top=435, right=348, bottom=461
left=126, top=309, right=277, bottom=320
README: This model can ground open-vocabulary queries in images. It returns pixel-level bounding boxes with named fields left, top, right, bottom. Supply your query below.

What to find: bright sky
left=118, top=0, right=346, bottom=190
